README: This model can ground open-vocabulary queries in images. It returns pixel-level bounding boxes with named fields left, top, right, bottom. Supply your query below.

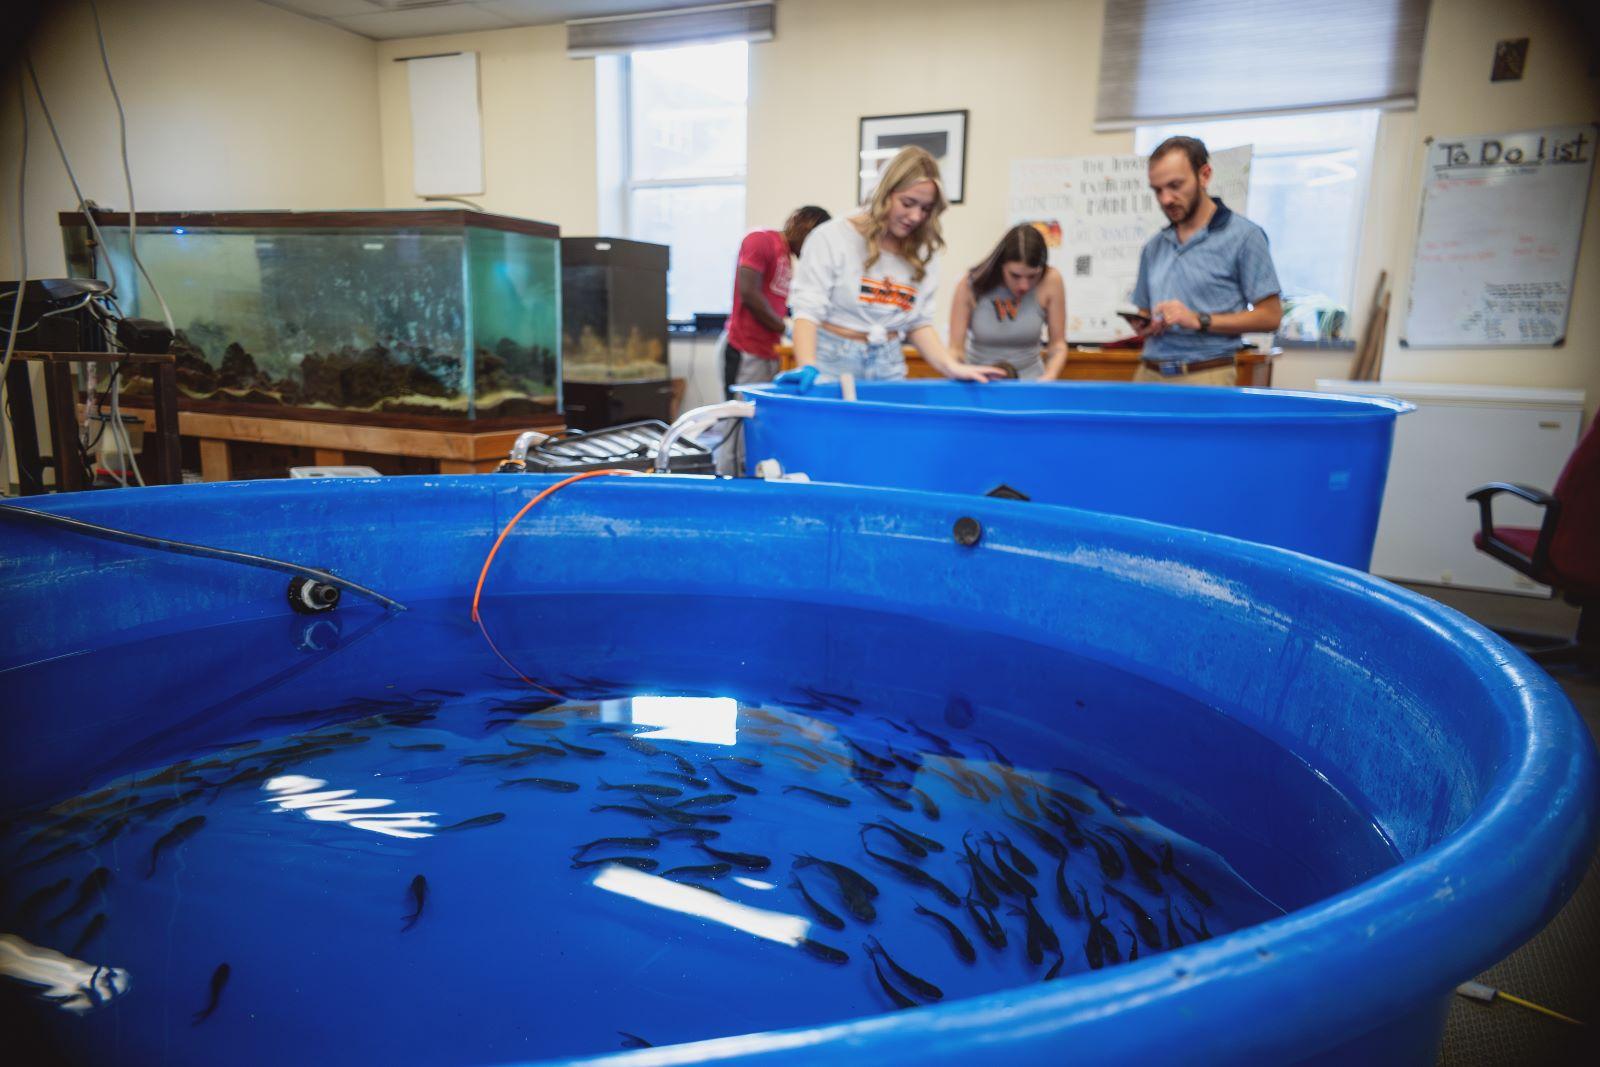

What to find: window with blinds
left=1095, top=0, right=1430, bottom=129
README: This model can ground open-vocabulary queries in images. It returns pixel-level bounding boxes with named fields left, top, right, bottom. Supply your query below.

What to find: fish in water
left=18, top=877, right=71, bottom=921
left=1159, top=842, right=1215, bottom=907
left=867, top=950, right=916, bottom=1009
left=991, top=832, right=1038, bottom=877
left=708, top=765, right=758, bottom=795
left=861, top=822, right=927, bottom=859
left=1044, top=953, right=1066, bottom=980
left=1099, top=825, right=1164, bottom=896
left=782, top=785, right=851, bottom=808
left=864, top=782, right=914, bottom=813
left=984, top=837, right=1037, bottom=899
left=799, top=937, right=850, bottom=965
left=966, top=897, right=1007, bottom=951
left=794, top=854, right=878, bottom=922
left=572, top=856, right=658, bottom=872
left=489, top=718, right=565, bottom=731
left=1055, top=858, right=1082, bottom=918
left=147, top=817, right=206, bottom=879
left=919, top=763, right=980, bottom=800
left=878, top=818, right=944, bottom=854
left=1009, top=893, right=1061, bottom=965
left=553, top=737, right=605, bottom=759
left=1058, top=768, right=1141, bottom=817
left=1121, top=921, right=1140, bottom=962
left=1002, top=808, right=1068, bottom=861
left=652, top=770, right=712, bottom=790
left=790, top=875, right=845, bottom=931
left=1079, top=888, right=1121, bottom=968
left=865, top=937, right=942, bottom=1001
left=390, top=742, right=445, bottom=752
left=1176, top=904, right=1212, bottom=942
left=403, top=875, right=428, bottom=931
left=711, top=756, right=763, bottom=769
left=843, top=738, right=895, bottom=770
left=913, top=903, right=976, bottom=964
left=910, top=786, right=941, bottom=821
left=435, top=813, right=505, bottom=832
left=460, top=751, right=537, bottom=766
left=664, top=863, right=732, bottom=879
left=697, top=843, right=771, bottom=871
left=418, top=688, right=464, bottom=698
left=656, top=826, right=721, bottom=842
left=193, top=963, right=230, bottom=1024
left=504, top=740, right=568, bottom=757
left=499, top=777, right=581, bottom=792
left=641, top=798, right=729, bottom=824
left=575, top=836, right=659, bottom=855
left=860, top=839, right=960, bottom=907
left=1163, top=900, right=1185, bottom=949
left=619, top=1032, right=652, bottom=1049
left=590, top=804, right=658, bottom=821
left=1103, top=883, right=1161, bottom=949
left=70, top=913, right=107, bottom=955
left=668, top=793, right=737, bottom=809
left=1081, top=829, right=1127, bottom=881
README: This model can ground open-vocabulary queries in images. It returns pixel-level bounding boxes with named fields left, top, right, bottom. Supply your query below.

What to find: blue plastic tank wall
left=736, top=381, right=1412, bottom=570
left=0, top=476, right=1593, bottom=1065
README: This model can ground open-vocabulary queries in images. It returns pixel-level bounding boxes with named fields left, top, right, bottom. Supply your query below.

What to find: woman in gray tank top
left=948, top=224, right=1067, bottom=379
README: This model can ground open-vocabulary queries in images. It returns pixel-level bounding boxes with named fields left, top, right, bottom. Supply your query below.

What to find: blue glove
left=773, top=365, right=820, bottom=393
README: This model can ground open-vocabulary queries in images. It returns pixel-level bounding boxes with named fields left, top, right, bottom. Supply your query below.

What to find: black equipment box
left=562, top=378, right=673, bottom=432
left=511, top=419, right=713, bottom=475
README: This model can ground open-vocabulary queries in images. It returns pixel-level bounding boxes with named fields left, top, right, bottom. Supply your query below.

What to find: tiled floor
left=1401, top=583, right=1597, bottom=1066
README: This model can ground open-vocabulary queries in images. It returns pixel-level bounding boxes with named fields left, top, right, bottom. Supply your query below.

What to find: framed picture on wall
left=858, top=110, right=969, bottom=205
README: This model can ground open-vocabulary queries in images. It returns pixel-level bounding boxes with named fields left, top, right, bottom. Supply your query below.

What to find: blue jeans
left=813, top=330, right=908, bottom=382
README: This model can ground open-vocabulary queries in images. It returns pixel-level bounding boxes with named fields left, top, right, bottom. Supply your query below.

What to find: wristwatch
left=1197, top=311, right=1212, bottom=333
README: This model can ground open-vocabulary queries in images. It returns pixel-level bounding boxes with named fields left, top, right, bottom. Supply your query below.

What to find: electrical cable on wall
left=1, top=67, right=31, bottom=491
left=89, top=0, right=174, bottom=333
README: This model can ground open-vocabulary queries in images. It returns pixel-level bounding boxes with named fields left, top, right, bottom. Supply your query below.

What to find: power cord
left=1, top=67, right=30, bottom=495
left=89, top=0, right=174, bottom=333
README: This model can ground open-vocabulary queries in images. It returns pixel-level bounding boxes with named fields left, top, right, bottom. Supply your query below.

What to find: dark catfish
left=402, top=875, right=428, bottom=931
left=192, top=963, right=230, bottom=1024
left=147, top=817, right=206, bottom=878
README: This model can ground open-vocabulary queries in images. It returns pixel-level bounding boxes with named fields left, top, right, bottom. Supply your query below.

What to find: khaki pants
left=1132, top=361, right=1236, bottom=386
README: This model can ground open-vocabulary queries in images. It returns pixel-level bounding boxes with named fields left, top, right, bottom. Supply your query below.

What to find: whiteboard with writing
left=1403, top=125, right=1596, bottom=348
left=1007, top=147, right=1252, bottom=342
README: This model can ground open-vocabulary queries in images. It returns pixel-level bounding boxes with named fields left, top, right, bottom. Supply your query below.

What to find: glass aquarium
left=61, top=210, right=561, bottom=422
left=561, top=237, right=669, bottom=382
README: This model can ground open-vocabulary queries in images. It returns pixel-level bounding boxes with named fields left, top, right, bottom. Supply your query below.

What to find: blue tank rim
left=735, top=380, right=1415, bottom=426
left=3, top=475, right=1591, bottom=1064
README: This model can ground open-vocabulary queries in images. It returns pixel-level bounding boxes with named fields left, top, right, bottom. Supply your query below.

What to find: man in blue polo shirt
left=1131, top=136, right=1283, bottom=385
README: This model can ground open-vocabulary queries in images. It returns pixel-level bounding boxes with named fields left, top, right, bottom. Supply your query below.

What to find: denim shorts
left=813, top=329, right=908, bottom=382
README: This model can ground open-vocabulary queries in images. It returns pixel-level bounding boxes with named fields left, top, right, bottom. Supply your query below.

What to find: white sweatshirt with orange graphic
left=789, top=217, right=939, bottom=344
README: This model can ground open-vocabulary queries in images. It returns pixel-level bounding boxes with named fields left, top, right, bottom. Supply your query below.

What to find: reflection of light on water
left=592, top=865, right=808, bottom=946
left=262, top=775, right=439, bottom=839
left=732, top=877, right=776, bottom=891
left=0, top=933, right=131, bottom=1014
left=629, top=696, right=738, bottom=746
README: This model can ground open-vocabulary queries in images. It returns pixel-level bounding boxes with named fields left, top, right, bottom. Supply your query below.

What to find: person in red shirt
left=724, top=205, right=831, bottom=398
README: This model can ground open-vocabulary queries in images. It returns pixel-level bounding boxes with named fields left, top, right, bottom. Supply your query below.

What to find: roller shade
left=1095, top=0, right=1430, bottom=129
left=567, top=1, right=775, bottom=58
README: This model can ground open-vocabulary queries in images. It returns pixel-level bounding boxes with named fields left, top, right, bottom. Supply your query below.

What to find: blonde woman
left=786, top=146, right=1004, bottom=386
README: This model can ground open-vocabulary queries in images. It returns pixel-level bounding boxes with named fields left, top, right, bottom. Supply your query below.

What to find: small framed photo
left=858, top=110, right=969, bottom=206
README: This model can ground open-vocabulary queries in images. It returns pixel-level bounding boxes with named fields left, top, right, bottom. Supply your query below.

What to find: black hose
left=0, top=503, right=406, bottom=613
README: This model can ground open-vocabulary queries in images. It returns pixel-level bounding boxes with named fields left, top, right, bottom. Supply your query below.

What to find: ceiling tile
left=329, top=5, right=518, bottom=39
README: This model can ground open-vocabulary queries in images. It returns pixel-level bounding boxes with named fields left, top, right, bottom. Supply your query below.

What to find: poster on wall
left=1007, top=146, right=1252, bottom=342
left=859, top=111, right=968, bottom=205
left=1401, top=125, right=1595, bottom=348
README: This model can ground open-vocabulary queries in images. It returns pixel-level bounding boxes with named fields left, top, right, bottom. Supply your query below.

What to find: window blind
left=567, top=1, right=774, bottom=58
left=1095, top=0, right=1430, bottom=129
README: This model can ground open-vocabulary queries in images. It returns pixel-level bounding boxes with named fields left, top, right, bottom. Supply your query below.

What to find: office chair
left=1468, top=418, right=1600, bottom=670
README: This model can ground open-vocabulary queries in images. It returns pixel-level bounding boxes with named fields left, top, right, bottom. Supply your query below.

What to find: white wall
left=374, top=23, right=598, bottom=234
left=0, top=0, right=384, bottom=282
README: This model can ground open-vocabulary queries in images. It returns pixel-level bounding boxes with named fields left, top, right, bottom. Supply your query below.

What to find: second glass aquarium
left=61, top=209, right=562, bottom=423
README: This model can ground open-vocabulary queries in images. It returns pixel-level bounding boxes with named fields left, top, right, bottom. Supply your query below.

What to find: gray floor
left=1401, top=584, right=1598, bottom=1066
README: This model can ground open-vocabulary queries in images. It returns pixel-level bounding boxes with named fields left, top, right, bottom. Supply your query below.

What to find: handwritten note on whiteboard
left=1007, top=147, right=1252, bottom=342
left=1403, top=125, right=1596, bottom=348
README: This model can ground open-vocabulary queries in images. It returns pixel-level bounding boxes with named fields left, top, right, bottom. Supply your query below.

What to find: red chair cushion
left=1475, top=526, right=1542, bottom=561
left=1549, top=419, right=1600, bottom=595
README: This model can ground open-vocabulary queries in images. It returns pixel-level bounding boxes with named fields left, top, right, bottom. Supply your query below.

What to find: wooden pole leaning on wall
left=1349, top=269, right=1387, bottom=381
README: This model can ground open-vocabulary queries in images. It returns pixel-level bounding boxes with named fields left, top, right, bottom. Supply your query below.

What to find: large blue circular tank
left=736, top=381, right=1412, bottom=570
left=0, top=476, right=1591, bottom=1065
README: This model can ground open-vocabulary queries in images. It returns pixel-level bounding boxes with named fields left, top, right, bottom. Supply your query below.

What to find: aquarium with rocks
left=561, top=237, right=669, bottom=383
left=60, top=210, right=561, bottom=423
